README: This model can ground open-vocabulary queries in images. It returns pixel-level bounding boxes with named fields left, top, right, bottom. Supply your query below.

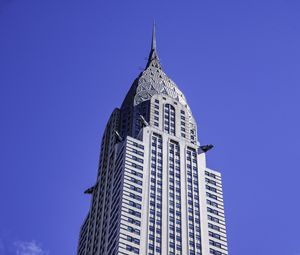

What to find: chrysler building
left=77, top=26, right=228, bottom=255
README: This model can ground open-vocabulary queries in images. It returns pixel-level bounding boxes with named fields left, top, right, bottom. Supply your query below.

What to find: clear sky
left=0, top=0, right=300, bottom=254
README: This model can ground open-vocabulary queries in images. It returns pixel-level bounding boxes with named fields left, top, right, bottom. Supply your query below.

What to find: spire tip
left=146, top=22, right=159, bottom=69
left=151, top=21, right=156, bottom=50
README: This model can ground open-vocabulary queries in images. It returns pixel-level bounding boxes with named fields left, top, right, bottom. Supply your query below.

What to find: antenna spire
left=146, top=22, right=160, bottom=68
left=151, top=21, right=156, bottom=50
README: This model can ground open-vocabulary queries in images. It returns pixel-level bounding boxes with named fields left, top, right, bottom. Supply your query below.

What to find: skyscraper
left=77, top=26, right=228, bottom=255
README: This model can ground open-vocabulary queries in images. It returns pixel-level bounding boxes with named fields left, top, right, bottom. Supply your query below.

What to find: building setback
left=77, top=26, right=228, bottom=255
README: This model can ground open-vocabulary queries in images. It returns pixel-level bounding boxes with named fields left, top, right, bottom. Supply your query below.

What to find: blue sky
left=0, top=0, right=300, bottom=254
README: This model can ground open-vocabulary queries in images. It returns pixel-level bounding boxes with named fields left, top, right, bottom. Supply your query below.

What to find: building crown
left=134, top=24, right=191, bottom=115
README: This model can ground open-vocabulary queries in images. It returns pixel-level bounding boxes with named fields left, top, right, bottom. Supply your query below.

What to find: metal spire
left=146, top=22, right=160, bottom=68
left=151, top=21, right=157, bottom=51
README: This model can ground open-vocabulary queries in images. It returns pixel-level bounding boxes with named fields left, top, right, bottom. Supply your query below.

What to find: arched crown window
left=164, top=104, right=175, bottom=136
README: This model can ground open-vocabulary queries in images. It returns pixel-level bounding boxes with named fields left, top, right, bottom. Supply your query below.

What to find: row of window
left=153, top=99, right=160, bottom=128
left=210, top=248, right=225, bottom=255
left=209, top=240, right=227, bottom=251
left=186, top=148, right=201, bottom=255
left=126, top=244, right=139, bottom=254
left=119, top=140, right=145, bottom=255
left=148, top=133, right=163, bottom=255
left=205, top=171, right=221, bottom=180
left=169, top=141, right=182, bottom=255
left=206, top=169, right=227, bottom=254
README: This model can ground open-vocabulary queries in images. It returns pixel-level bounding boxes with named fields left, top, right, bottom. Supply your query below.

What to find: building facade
left=77, top=27, right=228, bottom=255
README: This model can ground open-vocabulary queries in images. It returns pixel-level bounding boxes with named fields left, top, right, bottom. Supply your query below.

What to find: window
left=126, top=245, right=139, bottom=254
left=208, top=215, right=220, bottom=223
left=208, top=223, right=221, bottom=231
left=209, top=231, right=221, bottom=239
left=207, top=207, right=219, bottom=215
left=206, top=185, right=217, bottom=193
left=210, top=249, right=222, bottom=255
left=164, top=104, right=175, bottom=135
left=127, top=235, right=140, bottom=244
left=205, top=171, right=217, bottom=178
left=206, top=192, right=218, bottom=200
left=206, top=178, right=217, bottom=185
left=209, top=240, right=222, bottom=248
left=127, top=226, right=140, bottom=235
left=128, top=217, right=141, bottom=226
